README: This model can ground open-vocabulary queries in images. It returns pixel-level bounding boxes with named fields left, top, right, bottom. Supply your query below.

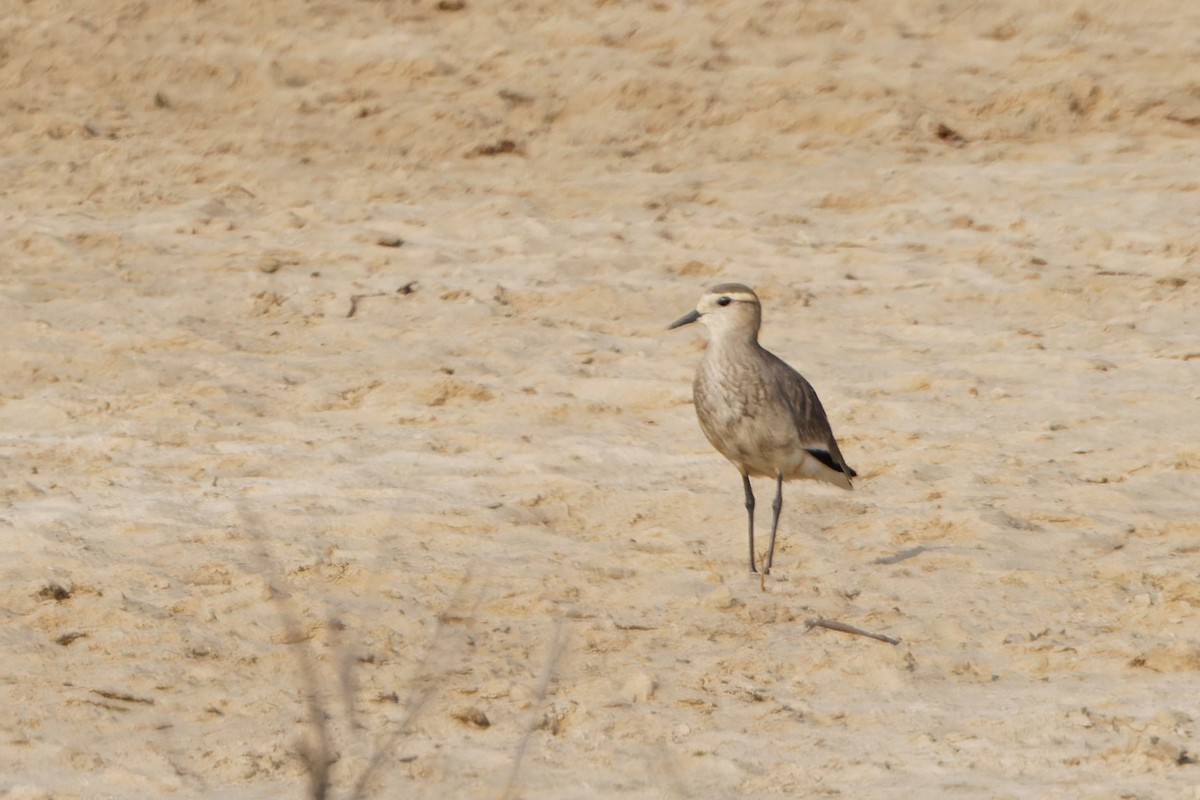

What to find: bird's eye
left=717, top=296, right=731, bottom=307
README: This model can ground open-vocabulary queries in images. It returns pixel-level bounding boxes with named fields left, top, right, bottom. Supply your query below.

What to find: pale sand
left=2, top=1, right=1199, bottom=797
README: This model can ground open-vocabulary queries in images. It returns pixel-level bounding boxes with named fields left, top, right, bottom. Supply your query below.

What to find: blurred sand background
left=2, top=1, right=1200, bottom=797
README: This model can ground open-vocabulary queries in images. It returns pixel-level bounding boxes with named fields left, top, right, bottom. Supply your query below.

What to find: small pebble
left=621, top=672, right=656, bottom=704
left=702, top=585, right=735, bottom=610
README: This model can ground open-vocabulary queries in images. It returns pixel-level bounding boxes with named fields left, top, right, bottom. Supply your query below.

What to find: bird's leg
left=741, top=473, right=757, bottom=573
left=765, top=472, right=784, bottom=574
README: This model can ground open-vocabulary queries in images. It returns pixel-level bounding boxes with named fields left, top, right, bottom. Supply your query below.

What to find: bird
left=669, top=283, right=856, bottom=575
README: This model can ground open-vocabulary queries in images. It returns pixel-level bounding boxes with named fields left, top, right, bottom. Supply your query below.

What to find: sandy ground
left=2, top=1, right=1200, bottom=797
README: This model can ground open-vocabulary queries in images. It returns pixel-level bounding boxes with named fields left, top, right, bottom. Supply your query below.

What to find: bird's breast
left=693, top=356, right=800, bottom=475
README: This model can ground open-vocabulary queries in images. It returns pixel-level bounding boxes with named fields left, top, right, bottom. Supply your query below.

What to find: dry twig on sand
left=805, top=618, right=900, bottom=645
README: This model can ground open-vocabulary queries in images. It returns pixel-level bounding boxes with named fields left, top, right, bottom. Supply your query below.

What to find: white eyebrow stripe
left=710, top=291, right=759, bottom=304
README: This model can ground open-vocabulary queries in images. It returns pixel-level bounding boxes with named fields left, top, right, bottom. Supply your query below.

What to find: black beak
left=668, top=309, right=701, bottom=330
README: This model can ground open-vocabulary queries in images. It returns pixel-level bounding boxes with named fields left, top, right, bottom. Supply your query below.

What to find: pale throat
left=703, top=319, right=760, bottom=353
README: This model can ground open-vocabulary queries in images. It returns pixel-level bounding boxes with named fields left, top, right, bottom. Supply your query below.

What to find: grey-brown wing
left=767, top=351, right=856, bottom=479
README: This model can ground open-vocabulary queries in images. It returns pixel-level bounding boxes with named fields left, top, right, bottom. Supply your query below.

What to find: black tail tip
left=806, top=448, right=856, bottom=478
